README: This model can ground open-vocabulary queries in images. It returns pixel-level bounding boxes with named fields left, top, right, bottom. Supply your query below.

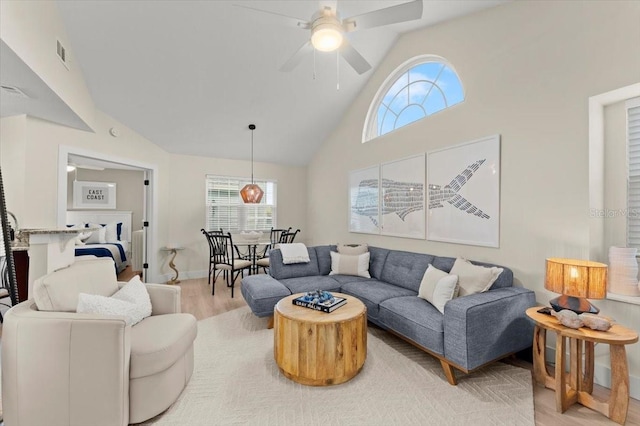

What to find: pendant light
left=240, top=124, right=264, bottom=204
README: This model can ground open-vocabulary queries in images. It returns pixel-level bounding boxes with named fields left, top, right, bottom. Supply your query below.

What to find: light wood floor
left=177, top=275, right=640, bottom=426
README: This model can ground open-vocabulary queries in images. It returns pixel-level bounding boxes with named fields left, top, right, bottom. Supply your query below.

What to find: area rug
left=140, top=307, right=535, bottom=426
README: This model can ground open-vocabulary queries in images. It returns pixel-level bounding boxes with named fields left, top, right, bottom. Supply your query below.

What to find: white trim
left=627, top=96, right=640, bottom=109
left=589, top=83, right=640, bottom=262
left=57, top=145, right=161, bottom=283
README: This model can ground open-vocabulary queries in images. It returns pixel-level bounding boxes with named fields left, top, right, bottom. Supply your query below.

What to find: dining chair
left=255, top=227, right=296, bottom=273
left=201, top=228, right=224, bottom=286
left=209, top=232, right=251, bottom=297
left=280, top=229, right=300, bottom=243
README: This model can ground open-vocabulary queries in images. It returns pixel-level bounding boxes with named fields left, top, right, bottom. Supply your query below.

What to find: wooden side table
left=274, top=293, right=367, bottom=386
left=526, top=307, right=638, bottom=424
left=161, top=246, right=184, bottom=284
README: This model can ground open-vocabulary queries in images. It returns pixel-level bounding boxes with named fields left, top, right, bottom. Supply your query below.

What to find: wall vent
left=57, top=39, right=69, bottom=69
left=0, top=85, right=29, bottom=99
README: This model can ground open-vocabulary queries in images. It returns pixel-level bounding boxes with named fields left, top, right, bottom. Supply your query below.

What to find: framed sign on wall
left=73, top=181, right=117, bottom=209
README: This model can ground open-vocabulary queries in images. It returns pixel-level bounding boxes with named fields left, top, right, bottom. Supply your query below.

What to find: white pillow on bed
left=104, top=222, right=120, bottom=243
left=85, top=226, right=106, bottom=244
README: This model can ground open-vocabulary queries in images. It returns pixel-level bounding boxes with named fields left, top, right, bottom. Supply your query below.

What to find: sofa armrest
left=2, top=301, right=131, bottom=426
left=145, top=283, right=181, bottom=315
left=443, top=287, right=536, bottom=371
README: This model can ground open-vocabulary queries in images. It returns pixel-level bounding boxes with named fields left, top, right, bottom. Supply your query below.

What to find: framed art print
left=73, top=181, right=117, bottom=209
left=380, top=154, right=425, bottom=239
left=349, top=166, right=380, bottom=234
left=427, top=135, right=500, bottom=247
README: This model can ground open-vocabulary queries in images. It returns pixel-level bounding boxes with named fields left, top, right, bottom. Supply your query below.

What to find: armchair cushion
left=33, top=258, right=119, bottom=312
left=130, top=313, right=197, bottom=379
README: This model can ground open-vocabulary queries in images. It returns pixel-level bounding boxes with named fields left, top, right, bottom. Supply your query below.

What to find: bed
left=66, top=210, right=135, bottom=274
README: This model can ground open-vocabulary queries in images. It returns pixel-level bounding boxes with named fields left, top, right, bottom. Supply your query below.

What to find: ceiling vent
left=57, top=39, right=69, bottom=69
left=0, top=85, right=29, bottom=99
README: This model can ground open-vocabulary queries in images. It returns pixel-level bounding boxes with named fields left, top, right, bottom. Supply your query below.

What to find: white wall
left=0, top=0, right=95, bottom=129
left=163, top=153, right=307, bottom=280
left=67, top=168, right=145, bottom=231
left=0, top=115, right=27, bottom=221
left=306, top=0, right=640, bottom=390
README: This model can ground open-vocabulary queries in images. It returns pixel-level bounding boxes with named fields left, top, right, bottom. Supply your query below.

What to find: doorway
left=57, top=146, right=159, bottom=283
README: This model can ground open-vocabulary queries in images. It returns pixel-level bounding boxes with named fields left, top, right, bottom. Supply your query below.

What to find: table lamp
left=544, top=258, right=607, bottom=314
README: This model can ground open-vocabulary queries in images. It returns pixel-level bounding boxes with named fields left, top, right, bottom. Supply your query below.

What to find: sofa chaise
left=242, top=245, right=536, bottom=385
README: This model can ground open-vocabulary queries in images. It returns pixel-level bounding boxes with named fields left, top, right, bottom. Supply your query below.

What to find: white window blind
left=205, top=175, right=276, bottom=232
left=627, top=100, right=640, bottom=248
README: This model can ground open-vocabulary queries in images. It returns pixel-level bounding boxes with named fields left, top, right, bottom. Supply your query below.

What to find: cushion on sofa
left=450, top=258, right=504, bottom=297
left=417, top=265, right=459, bottom=314
left=269, top=247, right=320, bottom=279
left=33, top=258, right=119, bottom=312
left=380, top=250, right=431, bottom=292
left=378, top=296, right=445, bottom=355
left=368, top=247, right=391, bottom=280
left=315, top=245, right=336, bottom=275
left=279, top=276, right=342, bottom=294
left=337, top=243, right=369, bottom=255
left=340, top=280, right=416, bottom=321
left=329, top=251, right=371, bottom=278
left=432, top=257, right=513, bottom=290
left=129, top=313, right=197, bottom=379
left=241, top=274, right=291, bottom=317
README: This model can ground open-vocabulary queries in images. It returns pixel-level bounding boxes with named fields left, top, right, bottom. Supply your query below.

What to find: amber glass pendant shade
left=242, top=124, right=263, bottom=204
left=240, top=183, right=264, bottom=204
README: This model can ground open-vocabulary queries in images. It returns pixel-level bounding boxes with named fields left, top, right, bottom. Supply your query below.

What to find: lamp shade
left=240, top=183, right=264, bottom=204
left=544, top=258, right=607, bottom=300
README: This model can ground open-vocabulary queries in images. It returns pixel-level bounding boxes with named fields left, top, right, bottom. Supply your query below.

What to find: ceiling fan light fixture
left=311, top=21, right=343, bottom=52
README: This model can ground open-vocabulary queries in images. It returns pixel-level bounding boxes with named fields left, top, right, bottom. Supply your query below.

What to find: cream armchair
left=1, top=258, right=197, bottom=426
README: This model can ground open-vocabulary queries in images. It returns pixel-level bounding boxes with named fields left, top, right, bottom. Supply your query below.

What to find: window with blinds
left=205, top=175, right=276, bottom=232
left=627, top=99, right=640, bottom=248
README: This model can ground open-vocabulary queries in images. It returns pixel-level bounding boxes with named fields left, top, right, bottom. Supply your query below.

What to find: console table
left=526, top=307, right=638, bottom=424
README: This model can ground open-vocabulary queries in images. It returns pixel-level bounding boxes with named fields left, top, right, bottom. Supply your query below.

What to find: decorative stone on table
left=579, top=313, right=614, bottom=331
left=551, top=309, right=583, bottom=329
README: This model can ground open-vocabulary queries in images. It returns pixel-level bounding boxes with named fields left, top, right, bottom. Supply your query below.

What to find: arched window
left=363, top=55, right=465, bottom=142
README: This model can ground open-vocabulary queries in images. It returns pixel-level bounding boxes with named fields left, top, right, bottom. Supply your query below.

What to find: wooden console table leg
left=532, top=326, right=549, bottom=386
left=555, top=335, right=568, bottom=412
left=582, top=341, right=594, bottom=393
left=609, top=345, right=630, bottom=425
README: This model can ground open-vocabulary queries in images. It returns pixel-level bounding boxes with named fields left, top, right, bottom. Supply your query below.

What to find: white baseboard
left=157, top=269, right=209, bottom=283
left=545, top=346, right=640, bottom=400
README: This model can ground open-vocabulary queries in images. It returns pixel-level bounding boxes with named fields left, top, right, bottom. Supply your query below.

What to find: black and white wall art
left=380, top=154, right=425, bottom=239
left=427, top=135, right=500, bottom=247
left=349, top=165, right=380, bottom=234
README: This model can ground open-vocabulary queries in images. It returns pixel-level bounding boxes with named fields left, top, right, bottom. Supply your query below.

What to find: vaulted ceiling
left=36, top=1, right=505, bottom=165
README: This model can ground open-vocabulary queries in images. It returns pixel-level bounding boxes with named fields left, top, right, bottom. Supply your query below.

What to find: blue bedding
left=75, top=242, right=127, bottom=273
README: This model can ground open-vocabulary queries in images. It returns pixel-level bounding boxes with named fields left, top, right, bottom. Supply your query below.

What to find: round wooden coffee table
left=274, top=293, right=367, bottom=386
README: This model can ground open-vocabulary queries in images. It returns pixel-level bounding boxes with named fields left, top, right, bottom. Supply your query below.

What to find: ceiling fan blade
left=342, top=0, right=423, bottom=32
left=339, top=39, right=372, bottom=75
left=233, top=4, right=310, bottom=29
left=279, top=41, right=314, bottom=72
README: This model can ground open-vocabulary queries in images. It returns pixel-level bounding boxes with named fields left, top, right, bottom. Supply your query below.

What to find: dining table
left=233, top=239, right=271, bottom=274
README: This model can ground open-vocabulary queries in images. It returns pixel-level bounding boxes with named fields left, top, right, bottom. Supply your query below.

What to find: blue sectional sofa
left=241, top=245, right=536, bottom=385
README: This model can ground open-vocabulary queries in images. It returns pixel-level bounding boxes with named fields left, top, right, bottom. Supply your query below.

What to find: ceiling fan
left=237, top=0, right=423, bottom=75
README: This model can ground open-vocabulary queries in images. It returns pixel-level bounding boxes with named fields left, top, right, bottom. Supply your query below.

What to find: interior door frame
left=56, top=145, right=159, bottom=283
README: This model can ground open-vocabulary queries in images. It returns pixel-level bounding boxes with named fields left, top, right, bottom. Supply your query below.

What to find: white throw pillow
left=77, top=275, right=152, bottom=326
left=449, top=258, right=504, bottom=297
left=104, top=222, right=120, bottom=242
left=337, top=243, right=369, bottom=256
left=85, top=226, right=106, bottom=244
left=329, top=251, right=371, bottom=278
left=418, top=264, right=459, bottom=313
